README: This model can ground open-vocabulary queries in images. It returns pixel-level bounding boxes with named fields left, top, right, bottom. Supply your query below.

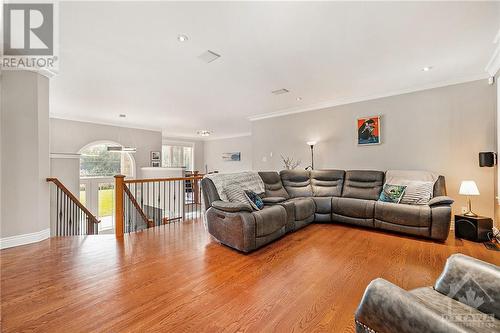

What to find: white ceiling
left=51, top=1, right=500, bottom=139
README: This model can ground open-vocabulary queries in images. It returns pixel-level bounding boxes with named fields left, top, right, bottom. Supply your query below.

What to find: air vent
left=271, top=88, right=289, bottom=95
left=199, top=50, right=221, bottom=63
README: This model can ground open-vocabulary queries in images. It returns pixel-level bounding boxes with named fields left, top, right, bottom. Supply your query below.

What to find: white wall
left=204, top=135, right=253, bottom=173
left=50, top=118, right=162, bottom=182
left=1, top=71, right=50, bottom=243
left=252, top=80, right=496, bottom=218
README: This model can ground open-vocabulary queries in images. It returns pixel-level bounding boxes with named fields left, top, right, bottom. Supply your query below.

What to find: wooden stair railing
left=115, top=174, right=204, bottom=237
left=47, top=178, right=100, bottom=235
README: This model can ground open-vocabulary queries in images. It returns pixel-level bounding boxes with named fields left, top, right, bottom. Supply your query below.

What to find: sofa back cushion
left=258, top=171, right=290, bottom=199
left=280, top=170, right=313, bottom=198
left=342, top=170, right=384, bottom=200
left=433, top=176, right=447, bottom=197
left=311, top=169, right=345, bottom=197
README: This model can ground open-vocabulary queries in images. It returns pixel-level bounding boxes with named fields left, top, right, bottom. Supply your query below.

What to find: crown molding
left=0, top=228, right=50, bottom=250
left=485, top=28, right=500, bottom=77
left=248, top=73, right=488, bottom=121
left=49, top=114, right=162, bottom=133
left=202, top=132, right=252, bottom=141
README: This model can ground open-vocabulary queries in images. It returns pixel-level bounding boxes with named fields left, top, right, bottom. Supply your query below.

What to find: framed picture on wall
left=357, top=116, right=381, bottom=145
left=222, top=152, right=241, bottom=161
left=151, top=160, right=161, bottom=167
left=151, top=151, right=161, bottom=160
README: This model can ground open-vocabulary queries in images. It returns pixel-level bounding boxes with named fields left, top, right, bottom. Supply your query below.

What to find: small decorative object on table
left=151, top=151, right=161, bottom=161
left=281, top=155, right=300, bottom=170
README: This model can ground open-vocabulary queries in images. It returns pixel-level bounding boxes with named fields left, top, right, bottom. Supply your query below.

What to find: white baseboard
left=0, top=228, right=50, bottom=250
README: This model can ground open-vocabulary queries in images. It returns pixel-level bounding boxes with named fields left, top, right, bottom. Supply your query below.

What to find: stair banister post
left=115, top=175, right=126, bottom=237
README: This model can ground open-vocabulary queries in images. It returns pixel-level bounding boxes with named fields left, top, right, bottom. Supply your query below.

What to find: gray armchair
left=355, top=254, right=500, bottom=333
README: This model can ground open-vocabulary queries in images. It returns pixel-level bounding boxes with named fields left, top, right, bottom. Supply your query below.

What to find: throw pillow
left=400, top=181, right=434, bottom=205
left=244, top=190, right=264, bottom=210
left=379, top=184, right=407, bottom=203
left=224, top=185, right=252, bottom=211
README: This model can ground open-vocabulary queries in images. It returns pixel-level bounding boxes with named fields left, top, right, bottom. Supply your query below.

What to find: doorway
left=79, top=142, right=135, bottom=233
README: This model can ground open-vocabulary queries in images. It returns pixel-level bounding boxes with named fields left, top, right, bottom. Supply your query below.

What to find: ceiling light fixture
left=422, top=66, right=433, bottom=72
left=177, top=34, right=189, bottom=42
left=197, top=130, right=211, bottom=137
left=119, top=114, right=126, bottom=118
left=296, top=97, right=302, bottom=101
left=271, top=89, right=289, bottom=95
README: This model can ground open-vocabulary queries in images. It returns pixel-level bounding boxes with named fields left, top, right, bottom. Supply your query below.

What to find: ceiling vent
left=271, top=88, right=289, bottom=95
left=199, top=50, right=221, bottom=63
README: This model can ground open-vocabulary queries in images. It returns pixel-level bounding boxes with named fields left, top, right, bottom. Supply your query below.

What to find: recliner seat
left=202, top=169, right=454, bottom=253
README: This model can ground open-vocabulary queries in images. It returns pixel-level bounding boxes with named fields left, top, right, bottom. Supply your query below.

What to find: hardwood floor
left=1, top=219, right=499, bottom=333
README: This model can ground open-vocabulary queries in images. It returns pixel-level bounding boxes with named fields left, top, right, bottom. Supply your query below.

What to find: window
left=80, top=143, right=134, bottom=177
left=162, top=144, right=193, bottom=170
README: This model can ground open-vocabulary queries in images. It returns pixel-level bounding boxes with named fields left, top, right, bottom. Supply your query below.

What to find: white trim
left=248, top=73, right=488, bottom=121
left=203, top=132, right=252, bottom=141
left=50, top=153, right=81, bottom=159
left=49, top=114, right=162, bottom=133
left=486, top=28, right=500, bottom=77
left=0, top=228, right=50, bottom=250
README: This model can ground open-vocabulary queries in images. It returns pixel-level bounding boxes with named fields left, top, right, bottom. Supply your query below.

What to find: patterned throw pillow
left=244, top=190, right=264, bottom=210
left=379, top=184, right=407, bottom=203
left=400, top=181, right=434, bottom=205
left=224, top=185, right=252, bottom=211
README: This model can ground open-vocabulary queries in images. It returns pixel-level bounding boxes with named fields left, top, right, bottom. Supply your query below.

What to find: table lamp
left=459, top=180, right=480, bottom=217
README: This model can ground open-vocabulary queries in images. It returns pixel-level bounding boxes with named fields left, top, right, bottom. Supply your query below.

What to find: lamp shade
left=459, top=181, right=480, bottom=196
left=306, top=141, right=317, bottom=146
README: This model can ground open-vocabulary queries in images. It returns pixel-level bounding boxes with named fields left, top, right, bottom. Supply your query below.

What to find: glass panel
left=79, top=184, right=86, bottom=207
left=98, top=182, right=114, bottom=231
left=183, top=147, right=193, bottom=170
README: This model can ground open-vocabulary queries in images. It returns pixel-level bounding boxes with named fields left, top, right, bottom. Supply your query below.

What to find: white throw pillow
left=400, top=181, right=434, bottom=205
left=224, top=185, right=253, bottom=210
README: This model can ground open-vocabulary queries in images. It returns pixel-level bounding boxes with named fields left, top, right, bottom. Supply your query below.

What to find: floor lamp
left=306, top=141, right=316, bottom=170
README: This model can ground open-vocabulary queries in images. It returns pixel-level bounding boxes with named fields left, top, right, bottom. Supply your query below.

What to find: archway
left=78, top=141, right=136, bottom=233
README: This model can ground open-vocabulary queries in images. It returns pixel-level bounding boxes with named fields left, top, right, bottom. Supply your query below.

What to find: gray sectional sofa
left=202, top=169, right=454, bottom=253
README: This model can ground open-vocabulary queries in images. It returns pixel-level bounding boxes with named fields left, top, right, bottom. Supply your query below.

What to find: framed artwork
left=357, top=116, right=381, bottom=145
left=222, top=152, right=241, bottom=161
left=151, top=151, right=161, bottom=160
left=151, top=161, right=161, bottom=167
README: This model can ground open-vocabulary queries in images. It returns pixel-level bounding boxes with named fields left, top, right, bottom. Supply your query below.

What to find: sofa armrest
left=434, top=254, right=500, bottom=319
left=262, top=196, right=287, bottom=205
left=211, top=200, right=252, bottom=212
left=428, top=196, right=454, bottom=207
left=206, top=207, right=256, bottom=252
left=355, top=278, right=466, bottom=333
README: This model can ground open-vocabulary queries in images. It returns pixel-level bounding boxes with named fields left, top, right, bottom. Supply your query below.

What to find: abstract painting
left=357, top=116, right=381, bottom=145
left=222, top=152, right=241, bottom=161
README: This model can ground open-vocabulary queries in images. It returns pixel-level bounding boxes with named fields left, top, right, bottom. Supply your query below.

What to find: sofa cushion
left=311, top=169, right=345, bottom=197
left=258, top=171, right=290, bottom=199
left=253, top=205, right=287, bottom=237
left=332, top=197, right=375, bottom=219
left=224, top=185, right=253, bottom=211
left=375, top=201, right=431, bottom=227
left=286, top=197, right=315, bottom=221
left=280, top=170, right=313, bottom=198
left=342, top=170, right=384, bottom=200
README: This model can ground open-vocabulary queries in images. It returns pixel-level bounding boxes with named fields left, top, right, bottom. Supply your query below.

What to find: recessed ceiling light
left=296, top=97, right=302, bottom=101
left=177, top=34, right=189, bottom=42
left=422, top=66, right=433, bottom=72
left=197, top=130, right=211, bottom=137
left=119, top=114, right=126, bottom=118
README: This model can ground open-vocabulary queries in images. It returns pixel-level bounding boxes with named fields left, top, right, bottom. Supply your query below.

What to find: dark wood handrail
left=123, top=184, right=153, bottom=227
left=46, top=178, right=100, bottom=225
left=123, top=175, right=203, bottom=184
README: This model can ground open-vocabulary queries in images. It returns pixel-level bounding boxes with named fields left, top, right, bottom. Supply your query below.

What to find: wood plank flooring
left=1, top=219, right=499, bottom=332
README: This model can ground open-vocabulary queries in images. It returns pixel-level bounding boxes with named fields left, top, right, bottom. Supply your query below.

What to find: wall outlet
left=461, top=207, right=468, bottom=214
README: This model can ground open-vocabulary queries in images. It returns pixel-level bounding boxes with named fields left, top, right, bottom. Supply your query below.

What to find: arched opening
left=78, top=141, right=136, bottom=233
